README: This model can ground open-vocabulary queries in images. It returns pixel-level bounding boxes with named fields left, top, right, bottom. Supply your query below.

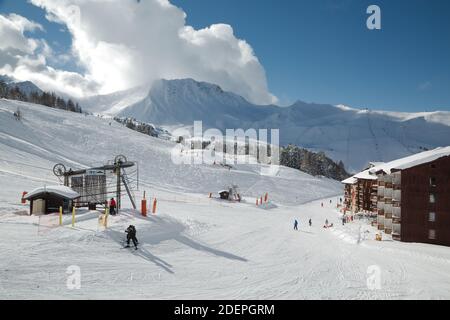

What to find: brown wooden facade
left=356, top=179, right=376, bottom=212
left=398, top=156, right=450, bottom=246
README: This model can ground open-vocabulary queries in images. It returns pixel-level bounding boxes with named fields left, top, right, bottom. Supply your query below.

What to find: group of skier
left=293, top=218, right=313, bottom=230
left=294, top=218, right=337, bottom=230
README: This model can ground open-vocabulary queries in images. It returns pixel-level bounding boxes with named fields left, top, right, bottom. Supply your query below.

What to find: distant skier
left=109, top=197, right=117, bottom=215
left=309, top=219, right=312, bottom=227
left=342, top=215, right=346, bottom=226
left=294, top=219, right=298, bottom=231
left=325, top=219, right=329, bottom=227
left=125, top=225, right=138, bottom=250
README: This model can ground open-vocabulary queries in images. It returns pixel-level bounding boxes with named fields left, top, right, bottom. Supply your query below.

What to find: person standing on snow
left=294, top=219, right=299, bottom=231
left=125, top=225, right=138, bottom=250
left=109, top=197, right=117, bottom=215
left=309, top=219, right=312, bottom=227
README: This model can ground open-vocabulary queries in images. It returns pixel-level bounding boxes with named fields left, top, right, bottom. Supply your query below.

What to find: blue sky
left=1, top=0, right=449, bottom=111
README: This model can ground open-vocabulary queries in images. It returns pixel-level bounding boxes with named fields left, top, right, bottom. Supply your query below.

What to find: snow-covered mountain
left=79, top=85, right=150, bottom=116
left=5, top=75, right=450, bottom=172
left=120, top=79, right=278, bottom=128
left=114, top=78, right=450, bottom=172
left=0, top=75, right=43, bottom=95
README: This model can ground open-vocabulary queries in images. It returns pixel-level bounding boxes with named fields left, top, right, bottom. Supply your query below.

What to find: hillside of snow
left=0, top=98, right=341, bottom=210
left=2, top=99, right=450, bottom=300
left=79, top=85, right=150, bottom=116
left=110, top=79, right=450, bottom=172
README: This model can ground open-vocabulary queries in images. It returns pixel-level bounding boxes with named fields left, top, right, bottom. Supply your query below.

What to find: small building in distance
left=24, top=186, right=80, bottom=215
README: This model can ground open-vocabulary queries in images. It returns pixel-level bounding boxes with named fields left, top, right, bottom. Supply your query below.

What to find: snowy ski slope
left=1, top=99, right=450, bottom=300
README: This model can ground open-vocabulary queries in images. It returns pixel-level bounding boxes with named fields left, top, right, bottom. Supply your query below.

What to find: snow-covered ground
left=1, top=99, right=450, bottom=300
left=2, top=197, right=450, bottom=299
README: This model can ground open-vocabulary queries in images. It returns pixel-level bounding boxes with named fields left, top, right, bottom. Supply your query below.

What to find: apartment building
left=342, top=147, right=450, bottom=246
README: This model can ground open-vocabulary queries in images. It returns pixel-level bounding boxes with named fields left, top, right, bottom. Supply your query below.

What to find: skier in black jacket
left=125, top=225, right=138, bottom=250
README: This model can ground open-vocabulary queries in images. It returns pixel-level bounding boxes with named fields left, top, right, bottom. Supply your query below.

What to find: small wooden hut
left=24, top=186, right=80, bottom=215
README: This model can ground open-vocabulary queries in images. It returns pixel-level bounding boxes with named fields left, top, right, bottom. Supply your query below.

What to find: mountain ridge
left=4, top=76, right=450, bottom=172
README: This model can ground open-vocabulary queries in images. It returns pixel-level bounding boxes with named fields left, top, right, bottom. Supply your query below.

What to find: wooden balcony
left=392, top=217, right=401, bottom=224
left=392, top=233, right=401, bottom=241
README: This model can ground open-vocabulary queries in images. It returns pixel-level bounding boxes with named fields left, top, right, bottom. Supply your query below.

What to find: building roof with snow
left=353, top=168, right=378, bottom=181
left=370, top=146, right=450, bottom=175
left=24, top=185, right=80, bottom=200
left=341, top=176, right=357, bottom=184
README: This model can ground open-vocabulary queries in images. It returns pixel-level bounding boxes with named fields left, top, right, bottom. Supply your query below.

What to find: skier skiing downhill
left=294, top=219, right=299, bottom=231
left=125, top=225, right=138, bottom=250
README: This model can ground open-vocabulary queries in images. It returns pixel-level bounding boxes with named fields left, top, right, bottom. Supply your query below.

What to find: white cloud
left=0, top=12, right=98, bottom=97
left=0, top=13, right=42, bottom=54
left=18, top=0, right=277, bottom=104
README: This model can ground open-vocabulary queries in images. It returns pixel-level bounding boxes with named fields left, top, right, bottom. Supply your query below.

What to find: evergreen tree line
left=280, top=144, right=350, bottom=181
left=114, top=117, right=159, bottom=137
left=0, top=80, right=82, bottom=113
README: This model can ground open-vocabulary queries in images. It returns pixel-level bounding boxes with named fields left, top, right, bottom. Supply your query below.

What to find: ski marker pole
left=72, top=206, right=76, bottom=228
left=104, top=207, right=109, bottom=228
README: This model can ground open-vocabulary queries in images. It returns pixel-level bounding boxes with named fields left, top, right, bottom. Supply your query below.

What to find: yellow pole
left=59, top=206, right=63, bottom=226
left=104, top=208, right=109, bottom=228
left=72, top=206, right=76, bottom=228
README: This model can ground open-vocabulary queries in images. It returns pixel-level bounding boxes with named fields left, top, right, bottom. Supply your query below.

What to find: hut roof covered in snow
left=370, top=146, right=450, bottom=174
left=24, top=186, right=80, bottom=200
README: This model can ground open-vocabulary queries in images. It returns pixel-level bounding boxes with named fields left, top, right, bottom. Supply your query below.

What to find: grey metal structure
left=52, top=155, right=137, bottom=211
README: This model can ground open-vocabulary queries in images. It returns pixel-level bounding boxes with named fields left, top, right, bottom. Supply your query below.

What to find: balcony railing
left=392, top=217, right=401, bottom=224
left=393, top=190, right=401, bottom=201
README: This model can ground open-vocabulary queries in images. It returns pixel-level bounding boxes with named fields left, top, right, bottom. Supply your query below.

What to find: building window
left=430, top=177, right=437, bottom=187
left=430, top=194, right=436, bottom=203
left=429, top=212, right=436, bottom=222
left=429, top=229, right=436, bottom=240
